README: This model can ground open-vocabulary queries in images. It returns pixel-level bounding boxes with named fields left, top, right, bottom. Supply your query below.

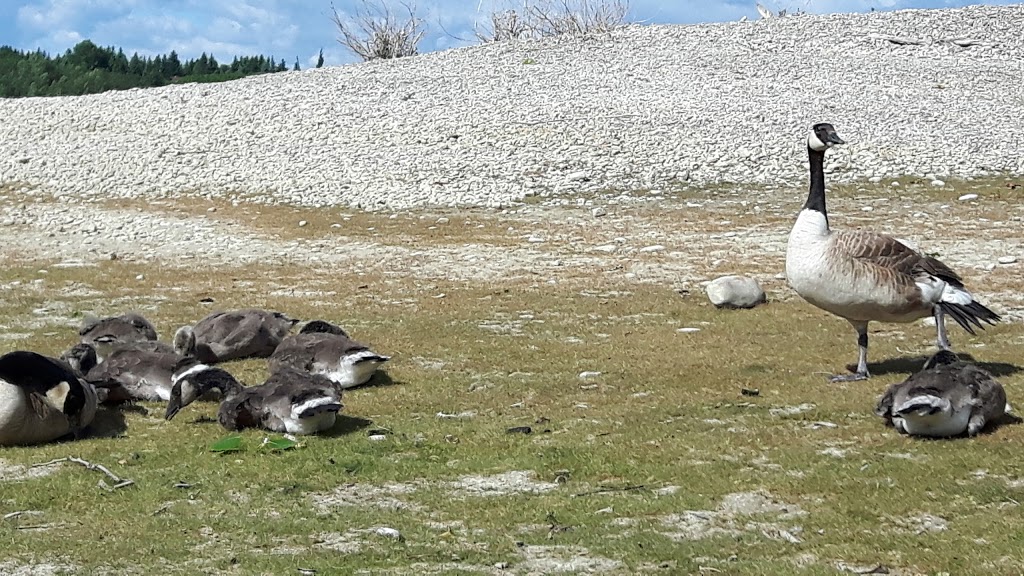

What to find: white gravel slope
left=1, top=4, right=1023, bottom=210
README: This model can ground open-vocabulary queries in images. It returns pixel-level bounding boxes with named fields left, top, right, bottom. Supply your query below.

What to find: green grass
left=1, top=181, right=1023, bottom=575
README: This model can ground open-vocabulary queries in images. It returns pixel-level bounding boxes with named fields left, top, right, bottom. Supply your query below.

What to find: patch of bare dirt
left=0, top=459, right=62, bottom=482
left=308, top=481, right=422, bottom=514
left=447, top=470, right=559, bottom=498
left=615, top=490, right=805, bottom=543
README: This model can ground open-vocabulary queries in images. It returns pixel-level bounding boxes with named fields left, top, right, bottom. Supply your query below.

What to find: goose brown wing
left=835, top=230, right=963, bottom=287
left=84, top=349, right=147, bottom=386
left=269, top=333, right=336, bottom=371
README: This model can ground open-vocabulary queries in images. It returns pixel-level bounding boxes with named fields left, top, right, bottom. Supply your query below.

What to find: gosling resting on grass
left=875, top=350, right=1009, bottom=437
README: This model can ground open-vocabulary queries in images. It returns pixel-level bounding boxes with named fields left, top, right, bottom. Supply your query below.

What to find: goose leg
left=933, top=305, right=951, bottom=350
left=832, top=321, right=870, bottom=382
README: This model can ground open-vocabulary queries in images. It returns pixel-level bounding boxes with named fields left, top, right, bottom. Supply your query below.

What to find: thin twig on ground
left=571, top=484, right=646, bottom=497
left=3, top=510, right=42, bottom=520
left=31, top=457, right=135, bottom=490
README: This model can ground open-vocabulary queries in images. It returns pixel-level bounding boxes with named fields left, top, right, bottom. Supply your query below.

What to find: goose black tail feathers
left=939, top=301, right=1001, bottom=335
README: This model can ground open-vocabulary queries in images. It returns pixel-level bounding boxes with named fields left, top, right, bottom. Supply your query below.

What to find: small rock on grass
left=373, top=527, right=402, bottom=540
left=705, top=275, right=766, bottom=309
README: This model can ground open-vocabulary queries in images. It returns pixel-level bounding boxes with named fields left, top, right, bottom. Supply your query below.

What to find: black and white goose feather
left=268, top=320, right=390, bottom=389
left=875, top=350, right=1010, bottom=437
left=165, top=364, right=343, bottom=435
left=0, top=350, right=98, bottom=446
left=785, top=123, right=1000, bottom=382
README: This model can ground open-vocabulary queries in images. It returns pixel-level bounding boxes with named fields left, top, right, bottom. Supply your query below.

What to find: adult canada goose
left=184, top=309, right=300, bottom=364
left=164, top=364, right=343, bottom=435
left=65, top=326, right=200, bottom=403
left=875, top=350, right=1009, bottom=437
left=785, top=123, right=1000, bottom=381
left=268, top=320, right=389, bottom=389
left=0, top=350, right=98, bottom=446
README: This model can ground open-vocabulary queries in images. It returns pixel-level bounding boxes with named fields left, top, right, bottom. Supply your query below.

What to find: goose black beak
left=827, top=132, right=845, bottom=145
left=165, top=399, right=182, bottom=421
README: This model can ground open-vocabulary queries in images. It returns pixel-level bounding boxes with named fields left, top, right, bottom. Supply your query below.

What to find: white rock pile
left=1, top=4, right=1023, bottom=210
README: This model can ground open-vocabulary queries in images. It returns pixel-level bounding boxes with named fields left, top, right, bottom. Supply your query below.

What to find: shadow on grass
left=322, top=415, right=374, bottom=437
left=850, top=352, right=1024, bottom=378
left=87, top=406, right=128, bottom=439
left=357, top=371, right=402, bottom=390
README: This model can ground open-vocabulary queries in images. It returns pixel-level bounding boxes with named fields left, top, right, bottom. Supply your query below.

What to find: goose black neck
left=199, top=369, right=245, bottom=399
left=803, top=146, right=828, bottom=225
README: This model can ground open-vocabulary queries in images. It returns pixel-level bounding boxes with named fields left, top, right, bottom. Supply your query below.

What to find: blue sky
left=0, top=0, right=1014, bottom=67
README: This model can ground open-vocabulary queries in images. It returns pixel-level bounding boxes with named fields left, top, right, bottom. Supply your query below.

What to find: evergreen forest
left=0, top=40, right=307, bottom=98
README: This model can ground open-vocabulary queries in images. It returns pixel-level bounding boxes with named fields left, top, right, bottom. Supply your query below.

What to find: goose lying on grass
left=165, top=363, right=343, bottom=435
left=785, top=122, right=1000, bottom=382
left=79, top=312, right=162, bottom=361
left=0, top=350, right=98, bottom=446
left=62, top=326, right=200, bottom=403
left=183, top=308, right=300, bottom=364
left=875, top=350, right=1010, bottom=437
left=268, top=320, right=390, bottom=389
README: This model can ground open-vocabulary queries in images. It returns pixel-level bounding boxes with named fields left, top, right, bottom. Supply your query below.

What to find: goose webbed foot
left=830, top=370, right=870, bottom=383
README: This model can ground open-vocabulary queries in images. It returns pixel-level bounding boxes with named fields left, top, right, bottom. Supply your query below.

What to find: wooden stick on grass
left=31, top=457, right=135, bottom=491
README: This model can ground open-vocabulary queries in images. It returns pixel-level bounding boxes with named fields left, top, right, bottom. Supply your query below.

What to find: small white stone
left=958, top=193, right=978, bottom=201
left=639, top=244, right=665, bottom=253
left=676, top=327, right=701, bottom=333
left=592, top=207, right=606, bottom=217
left=997, top=256, right=1017, bottom=264
left=298, top=220, right=308, bottom=227
left=930, top=179, right=945, bottom=187
left=526, top=235, right=545, bottom=243
left=374, top=527, right=402, bottom=539
left=861, top=206, right=874, bottom=211
left=592, top=244, right=617, bottom=253
left=578, top=371, right=602, bottom=380
left=135, top=274, right=145, bottom=280
left=705, top=275, right=766, bottom=309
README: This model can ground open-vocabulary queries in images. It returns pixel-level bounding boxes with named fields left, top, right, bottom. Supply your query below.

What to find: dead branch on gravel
left=330, top=0, right=426, bottom=61
left=32, top=456, right=135, bottom=491
left=476, top=0, right=630, bottom=42
left=523, top=0, right=630, bottom=37
left=475, top=7, right=531, bottom=42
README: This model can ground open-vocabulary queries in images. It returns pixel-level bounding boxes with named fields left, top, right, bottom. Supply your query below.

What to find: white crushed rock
left=654, top=490, right=805, bottom=542
left=769, top=403, right=816, bottom=417
left=309, top=481, right=422, bottom=513
left=518, top=545, right=624, bottom=574
left=447, top=470, right=559, bottom=498
left=2, top=6, right=1024, bottom=210
left=0, top=560, right=78, bottom=575
left=311, top=530, right=371, bottom=554
left=0, top=459, right=62, bottom=482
